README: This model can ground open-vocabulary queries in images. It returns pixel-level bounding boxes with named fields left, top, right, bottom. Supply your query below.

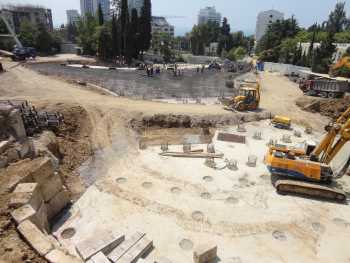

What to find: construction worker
left=0, top=62, right=3, bottom=73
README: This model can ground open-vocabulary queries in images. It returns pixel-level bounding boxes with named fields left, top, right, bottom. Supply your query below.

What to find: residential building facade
left=1, top=5, right=53, bottom=34
left=152, top=16, right=175, bottom=37
left=93, top=0, right=111, bottom=21
left=128, top=0, right=144, bottom=15
left=301, top=42, right=350, bottom=62
left=255, top=9, right=284, bottom=41
left=80, top=0, right=110, bottom=21
left=66, top=9, right=80, bottom=25
left=80, top=0, right=94, bottom=17
left=198, top=6, right=221, bottom=25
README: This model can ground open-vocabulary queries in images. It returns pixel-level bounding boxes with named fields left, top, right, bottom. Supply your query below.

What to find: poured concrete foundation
left=53, top=120, right=350, bottom=262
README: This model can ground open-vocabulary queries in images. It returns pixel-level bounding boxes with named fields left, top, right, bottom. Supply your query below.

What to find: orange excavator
left=265, top=106, right=350, bottom=201
left=330, top=56, right=350, bottom=78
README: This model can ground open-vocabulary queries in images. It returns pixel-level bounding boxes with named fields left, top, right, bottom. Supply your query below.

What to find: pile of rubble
left=296, top=96, right=350, bottom=119
left=0, top=100, right=63, bottom=169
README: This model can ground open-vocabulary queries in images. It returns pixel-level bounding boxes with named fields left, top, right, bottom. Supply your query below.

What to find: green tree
left=234, top=46, right=246, bottom=60
left=0, top=19, right=8, bottom=34
left=36, top=23, right=54, bottom=53
left=111, top=14, right=121, bottom=57
left=95, top=25, right=112, bottom=60
left=190, top=21, right=220, bottom=55
left=128, top=8, right=140, bottom=59
left=217, top=17, right=233, bottom=55
left=312, top=32, right=336, bottom=73
left=77, top=13, right=98, bottom=55
left=67, top=23, right=78, bottom=43
left=18, top=20, right=38, bottom=47
left=226, top=48, right=236, bottom=61
left=97, top=3, right=104, bottom=26
left=120, top=0, right=129, bottom=55
left=327, top=2, right=347, bottom=33
left=139, top=0, right=152, bottom=53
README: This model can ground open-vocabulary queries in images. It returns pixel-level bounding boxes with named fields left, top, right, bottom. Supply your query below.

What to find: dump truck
left=299, top=71, right=350, bottom=98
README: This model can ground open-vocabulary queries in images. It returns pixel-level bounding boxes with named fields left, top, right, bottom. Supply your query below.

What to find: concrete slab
left=108, top=232, right=145, bottom=262
left=118, top=237, right=153, bottom=263
left=40, top=173, right=63, bottom=202
left=46, top=188, right=70, bottom=220
left=17, top=220, right=54, bottom=256
left=88, top=252, right=111, bottom=263
left=45, top=248, right=83, bottom=263
left=30, top=157, right=55, bottom=184
left=193, top=242, right=218, bottom=263
left=76, top=230, right=125, bottom=260
left=10, top=204, right=36, bottom=225
left=31, top=202, right=50, bottom=233
left=10, top=183, right=43, bottom=210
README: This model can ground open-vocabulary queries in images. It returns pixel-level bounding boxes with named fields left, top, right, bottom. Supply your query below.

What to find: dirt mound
left=296, top=96, right=350, bottom=119
left=131, top=112, right=272, bottom=132
left=52, top=104, right=93, bottom=200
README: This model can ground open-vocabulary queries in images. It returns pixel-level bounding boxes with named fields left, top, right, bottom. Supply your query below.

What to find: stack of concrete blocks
left=193, top=242, right=217, bottom=263
left=107, top=232, right=153, bottom=263
left=8, top=157, right=77, bottom=262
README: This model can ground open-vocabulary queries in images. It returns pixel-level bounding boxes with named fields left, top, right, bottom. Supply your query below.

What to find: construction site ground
left=0, top=57, right=349, bottom=262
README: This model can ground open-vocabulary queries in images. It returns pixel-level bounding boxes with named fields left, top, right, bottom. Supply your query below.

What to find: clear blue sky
left=2, top=0, right=349, bottom=35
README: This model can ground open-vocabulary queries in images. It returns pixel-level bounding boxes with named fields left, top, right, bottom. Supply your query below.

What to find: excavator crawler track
left=276, top=179, right=347, bottom=202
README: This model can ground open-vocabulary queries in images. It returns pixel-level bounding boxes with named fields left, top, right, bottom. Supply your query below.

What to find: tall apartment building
left=198, top=6, right=221, bottom=25
left=255, top=9, right=284, bottom=41
left=93, top=0, right=111, bottom=21
left=128, top=0, right=144, bottom=15
left=80, top=0, right=110, bottom=21
left=80, top=0, right=94, bottom=16
left=152, top=16, right=174, bottom=37
left=66, top=10, right=80, bottom=25
left=1, top=5, right=53, bottom=34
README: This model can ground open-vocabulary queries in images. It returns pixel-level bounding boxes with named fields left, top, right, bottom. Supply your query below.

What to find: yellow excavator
left=221, top=80, right=261, bottom=111
left=265, top=106, right=350, bottom=201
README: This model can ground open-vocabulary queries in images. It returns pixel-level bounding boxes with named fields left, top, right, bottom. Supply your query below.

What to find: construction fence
left=263, top=62, right=310, bottom=76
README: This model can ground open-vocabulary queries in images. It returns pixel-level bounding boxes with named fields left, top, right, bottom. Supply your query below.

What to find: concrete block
left=8, top=109, right=27, bottom=140
left=193, top=242, right=217, bottom=263
left=40, top=173, right=63, bottom=202
left=118, top=237, right=153, bottom=263
left=11, top=204, right=36, bottom=225
left=0, top=140, right=10, bottom=154
left=0, top=155, right=8, bottom=168
left=30, top=157, right=55, bottom=185
left=108, top=232, right=145, bottom=262
left=31, top=202, right=50, bottom=233
left=10, top=183, right=43, bottom=210
left=17, top=220, right=55, bottom=256
left=46, top=188, right=70, bottom=220
left=76, top=230, right=125, bottom=260
left=45, top=249, right=83, bottom=263
left=88, top=252, right=111, bottom=263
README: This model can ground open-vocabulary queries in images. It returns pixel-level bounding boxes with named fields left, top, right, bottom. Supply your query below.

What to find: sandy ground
left=0, top=59, right=342, bottom=262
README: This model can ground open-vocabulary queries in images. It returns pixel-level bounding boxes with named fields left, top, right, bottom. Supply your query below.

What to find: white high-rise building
left=255, top=9, right=284, bottom=41
left=128, top=0, right=144, bottom=16
left=198, top=6, right=221, bottom=25
left=66, top=9, right=80, bottom=25
left=80, top=0, right=110, bottom=21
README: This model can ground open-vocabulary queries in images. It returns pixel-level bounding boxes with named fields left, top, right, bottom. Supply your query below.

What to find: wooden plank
left=118, top=237, right=153, bottom=263
left=159, top=152, right=223, bottom=158
left=107, top=232, right=145, bottom=262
